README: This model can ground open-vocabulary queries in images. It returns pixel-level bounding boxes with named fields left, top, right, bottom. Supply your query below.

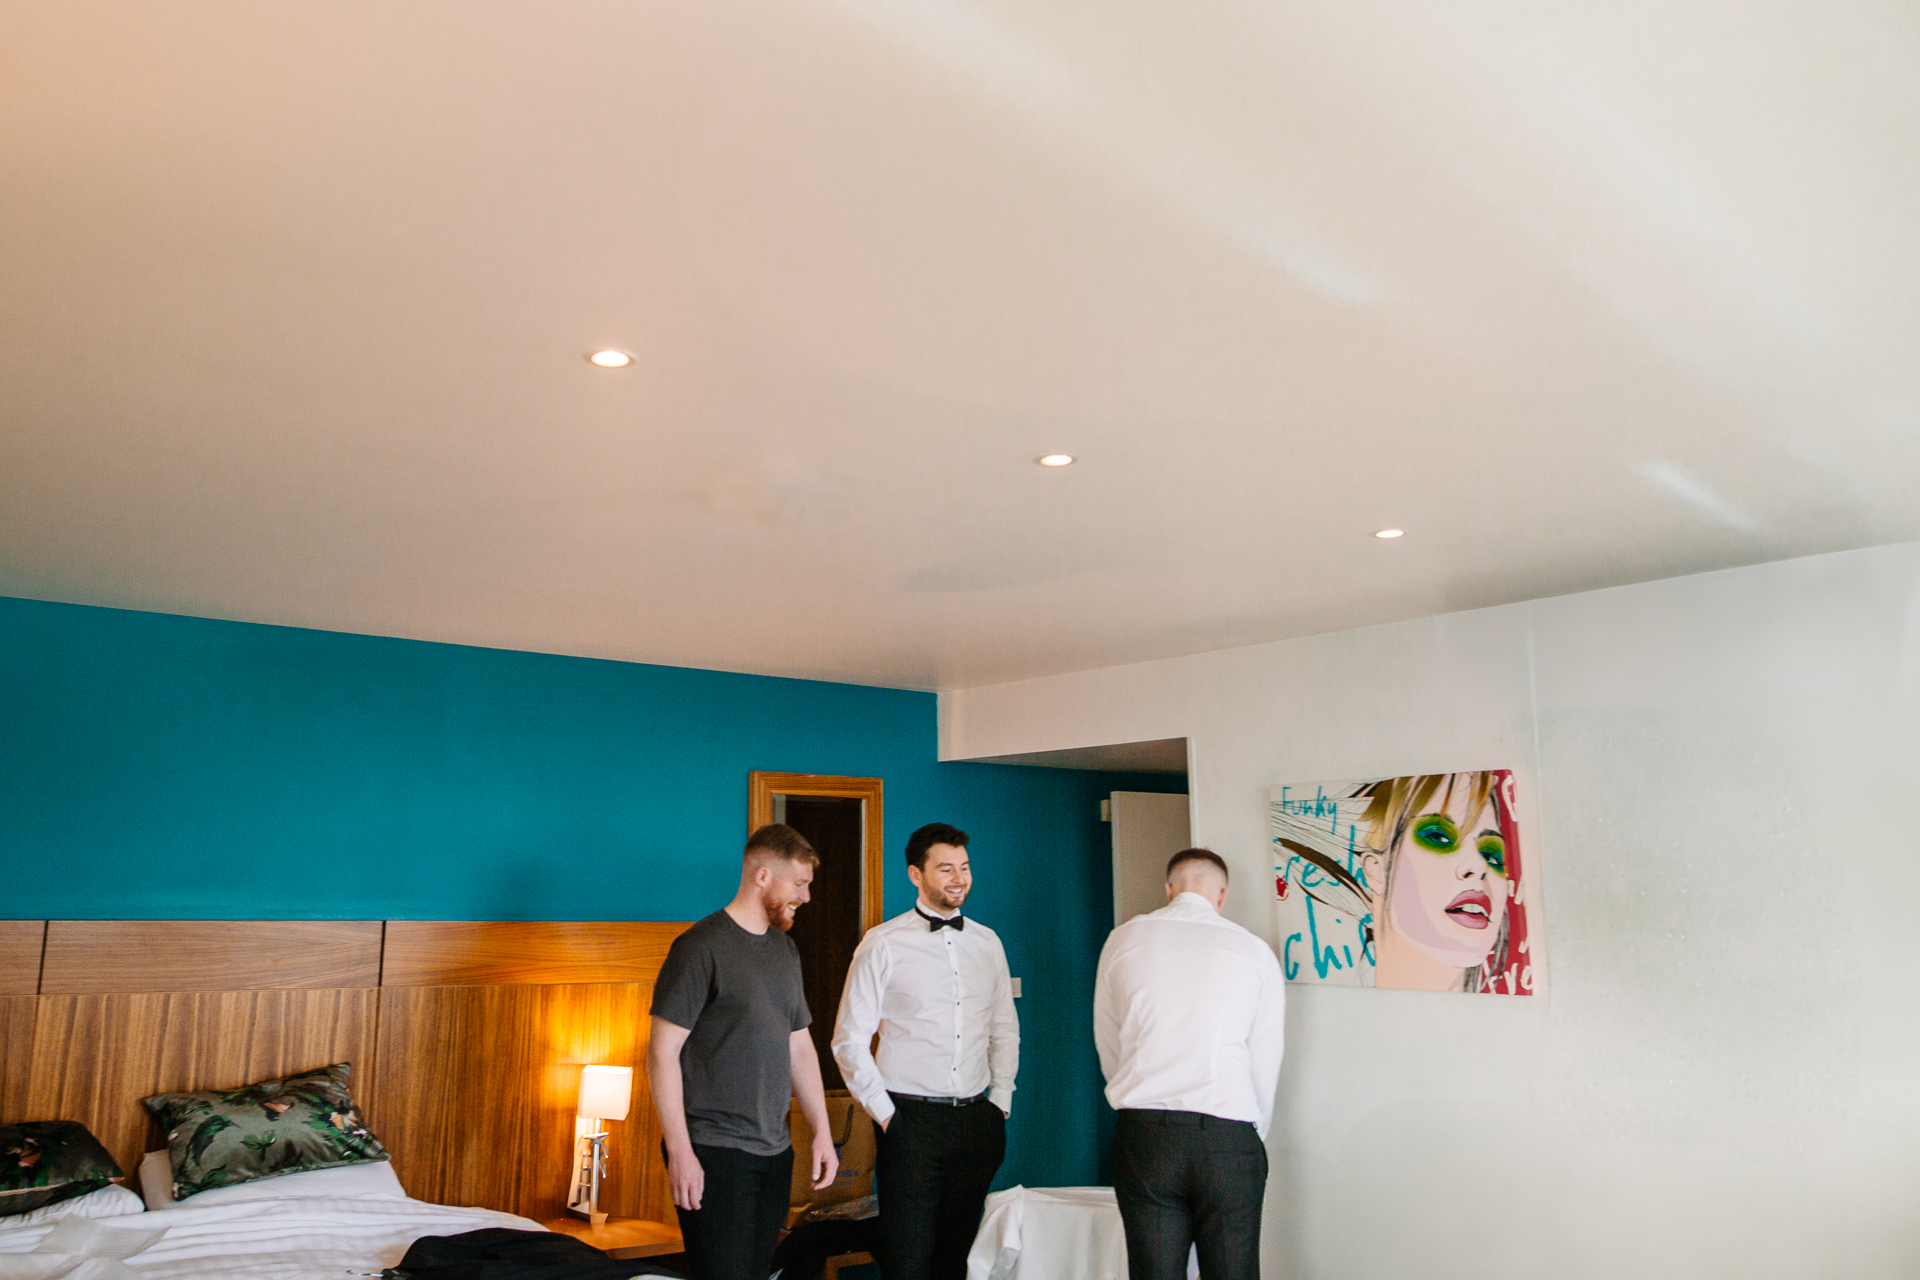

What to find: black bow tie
left=919, top=910, right=965, bottom=932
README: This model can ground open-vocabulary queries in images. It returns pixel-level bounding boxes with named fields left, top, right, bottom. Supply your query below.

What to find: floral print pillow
left=0, top=1121, right=123, bottom=1216
left=143, top=1062, right=389, bottom=1200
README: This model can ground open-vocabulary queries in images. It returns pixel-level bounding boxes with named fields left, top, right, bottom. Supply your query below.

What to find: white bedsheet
left=0, top=1196, right=544, bottom=1279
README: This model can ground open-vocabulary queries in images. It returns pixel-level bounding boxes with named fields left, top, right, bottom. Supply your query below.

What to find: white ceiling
left=4, top=1, right=1917, bottom=690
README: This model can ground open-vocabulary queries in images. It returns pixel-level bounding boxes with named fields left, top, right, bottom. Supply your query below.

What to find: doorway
left=942, top=736, right=1192, bottom=926
left=749, top=772, right=883, bottom=1090
left=1109, top=791, right=1193, bottom=925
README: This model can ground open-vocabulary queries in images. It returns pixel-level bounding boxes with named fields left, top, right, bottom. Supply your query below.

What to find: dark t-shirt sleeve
left=785, top=935, right=811, bottom=1032
left=651, top=931, right=714, bottom=1030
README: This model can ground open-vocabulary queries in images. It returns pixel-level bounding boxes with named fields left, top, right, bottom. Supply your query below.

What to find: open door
left=1110, top=790, right=1192, bottom=925
left=748, top=772, right=882, bottom=1091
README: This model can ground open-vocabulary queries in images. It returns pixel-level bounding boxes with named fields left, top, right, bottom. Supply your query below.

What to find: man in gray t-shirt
left=649, top=824, right=838, bottom=1280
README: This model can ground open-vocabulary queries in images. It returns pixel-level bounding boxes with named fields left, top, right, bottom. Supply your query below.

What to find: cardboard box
left=788, top=1091, right=876, bottom=1208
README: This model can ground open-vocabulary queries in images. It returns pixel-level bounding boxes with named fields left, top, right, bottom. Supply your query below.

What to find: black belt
left=1117, top=1108, right=1253, bottom=1129
left=889, top=1090, right=989, bottom=1107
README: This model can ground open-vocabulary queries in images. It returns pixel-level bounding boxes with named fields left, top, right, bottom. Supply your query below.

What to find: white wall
left=941, top=542, right=1920, bottom=1279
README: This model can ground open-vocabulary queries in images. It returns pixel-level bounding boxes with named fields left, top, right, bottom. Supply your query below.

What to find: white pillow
left=139, top=1149, right=406, bottom=1211
left=0, top=1183, right=145, bottom=1230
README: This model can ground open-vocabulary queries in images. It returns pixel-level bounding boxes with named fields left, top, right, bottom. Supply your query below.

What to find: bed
left=0, top=918, right=695, bottom=1272
left=0, top=1183, right=544, bottom=1279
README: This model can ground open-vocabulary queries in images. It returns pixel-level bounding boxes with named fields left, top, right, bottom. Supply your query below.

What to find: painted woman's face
left=1385, top=787, right=1509, bottom=968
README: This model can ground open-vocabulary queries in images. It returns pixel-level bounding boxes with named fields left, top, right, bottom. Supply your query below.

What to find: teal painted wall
left=0, top=595, right=1181, bottom=1190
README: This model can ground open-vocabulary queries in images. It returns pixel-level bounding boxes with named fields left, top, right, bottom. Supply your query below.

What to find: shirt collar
left=915, top=902, right=961, bottom=921
left=1164, top=891, right=1220, bottom=917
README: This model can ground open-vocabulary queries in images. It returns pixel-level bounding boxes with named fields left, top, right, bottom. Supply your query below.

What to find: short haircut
left=906, top=822, right=969, bottom=871
left=745, top=823, right=819, bottom=866
left=1166, top=847, right=1229, bottom=883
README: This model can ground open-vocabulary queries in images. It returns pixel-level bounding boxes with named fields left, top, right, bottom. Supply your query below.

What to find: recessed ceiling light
left=587, top=349, right=634, bottom=368
left=1374, top=528, right=1405, bottom=539
left=1037, top=454, right=1075, bottom=467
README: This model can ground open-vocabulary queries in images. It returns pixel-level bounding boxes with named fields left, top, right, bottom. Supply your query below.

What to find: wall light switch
left=1011, top=977, right=1022, bottom=998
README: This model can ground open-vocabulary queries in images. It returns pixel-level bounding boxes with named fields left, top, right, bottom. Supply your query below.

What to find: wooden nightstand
left=541, top=1217, right=683, bottom=1260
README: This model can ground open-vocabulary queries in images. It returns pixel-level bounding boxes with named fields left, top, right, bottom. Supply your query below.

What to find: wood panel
left=23, top=988, right=378, bottom=1178
left=0, top=921, right=45, bottom=995
left=749, top=772, right=885, bottom=930
left=376, top=982, right=671, bottom=1223
left=380, top=921, right=688, bottom=988
left=0, top=925, right=42, bottom=1114
left=40, top=921, right=383, bottom=994
left=9, top=920, right=688, bottom=1222
left=0, top=997, right=36, bottom=1121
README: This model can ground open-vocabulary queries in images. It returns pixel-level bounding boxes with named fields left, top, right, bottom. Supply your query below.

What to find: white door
left=1110, top=791, right=1192, bottom=925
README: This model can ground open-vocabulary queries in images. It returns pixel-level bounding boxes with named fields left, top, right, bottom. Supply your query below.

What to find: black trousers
left=1112, top=1110, right=1266, bottom=1280
left=670, top=1141, right=793, bottom=1280
left=875, top=1094, right=1006, bottom=1280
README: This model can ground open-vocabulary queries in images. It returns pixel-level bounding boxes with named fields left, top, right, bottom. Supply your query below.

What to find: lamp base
left=566, top=1125, right=614, bottom=1227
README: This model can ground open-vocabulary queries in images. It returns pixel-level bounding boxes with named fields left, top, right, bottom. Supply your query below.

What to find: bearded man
left=650, top=823, right=840, bottom=1280
left=831, top=822, right=1019, bottom=1280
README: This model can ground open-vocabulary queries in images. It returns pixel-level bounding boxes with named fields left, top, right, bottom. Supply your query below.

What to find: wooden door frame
left=748, top=773, right=885, bottom=931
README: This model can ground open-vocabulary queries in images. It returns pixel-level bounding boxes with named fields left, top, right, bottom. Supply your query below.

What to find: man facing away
left=1093, top=848, right=1286, bottom=1280
left=831, top=822, right=1020, bottom=1280
left=649, top=823, right=841, bottom=1280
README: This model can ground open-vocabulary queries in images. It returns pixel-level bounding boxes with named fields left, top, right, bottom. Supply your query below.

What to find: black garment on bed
left=383, top=1228, right=684, bottom=1280
left=767, top=1218, right=880, bottom=1280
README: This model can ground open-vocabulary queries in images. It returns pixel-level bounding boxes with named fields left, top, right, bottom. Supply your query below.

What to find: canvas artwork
left=1270, top=771, right=1534, bottom=995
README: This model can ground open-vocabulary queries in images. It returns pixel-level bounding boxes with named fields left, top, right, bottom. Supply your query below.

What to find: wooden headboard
left=0, top=919, right=688, bottom=1225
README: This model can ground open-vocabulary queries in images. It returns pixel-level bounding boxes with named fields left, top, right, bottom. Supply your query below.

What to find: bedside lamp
left=567, top=1065, right=632, bottom=1225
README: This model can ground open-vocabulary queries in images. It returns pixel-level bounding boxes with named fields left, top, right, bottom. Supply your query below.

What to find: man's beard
left=763, top=889, right=800, bottom=932
left=924, top=883, right=968, bottom=913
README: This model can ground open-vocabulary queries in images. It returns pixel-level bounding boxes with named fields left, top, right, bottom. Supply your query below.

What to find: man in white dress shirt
left=832, top=822, right=1020, bottom=1280
left=1093, top=848, right=1285, bottom=1280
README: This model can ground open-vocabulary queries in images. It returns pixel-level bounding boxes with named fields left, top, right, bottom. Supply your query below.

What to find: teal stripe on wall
left=0, top=595, right=1182, bottom=1190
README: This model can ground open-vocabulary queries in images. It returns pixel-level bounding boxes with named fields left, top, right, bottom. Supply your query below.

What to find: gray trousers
left=1112, top=1110, right=1267, bottom=1280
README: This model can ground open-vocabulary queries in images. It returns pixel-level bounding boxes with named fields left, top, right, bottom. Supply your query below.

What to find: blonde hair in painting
left=1356, top=771, right=1514, bottom=994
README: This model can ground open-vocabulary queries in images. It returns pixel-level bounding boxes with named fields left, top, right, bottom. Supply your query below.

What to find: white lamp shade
left=577, top=1065, right=632, bottom=1122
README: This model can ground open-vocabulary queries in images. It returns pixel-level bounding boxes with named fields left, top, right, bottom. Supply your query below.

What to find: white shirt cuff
left=988, top=1085, right=1013, bottom=1115
left=863, top=1092, right=897, bottom=1127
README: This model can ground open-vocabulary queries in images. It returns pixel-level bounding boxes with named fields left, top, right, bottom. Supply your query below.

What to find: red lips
left=1444, top=890, right=1493, bottom=930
